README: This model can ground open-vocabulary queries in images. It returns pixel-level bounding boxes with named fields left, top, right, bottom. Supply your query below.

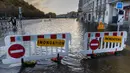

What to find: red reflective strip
left=96, top=33, right=100, bottom=37
left=10, top=37, right=15, bottom=42
left=62, top=34, right=66, bottom=39
left=38, top=35, right=44, bottom=38
left=107, top=52, right=115, bottom=54
left=121, top=32, right=123, bottom=36
left=23, top=36, right=30, bottom=41
left=104, top=33, right=109, bottom=36
left=88, top=33, right=90, bottom=37
left=113, top=32, right=117, bottom=36
left=51, top=34, right=57, bottom=39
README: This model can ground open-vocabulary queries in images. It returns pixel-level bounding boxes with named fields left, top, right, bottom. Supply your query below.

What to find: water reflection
left=25, top=19, right=84, bottom=52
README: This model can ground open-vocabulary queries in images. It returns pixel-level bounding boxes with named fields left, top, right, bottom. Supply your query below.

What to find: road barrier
left=2, top=33, right=71, bottom=64
left=80, top=31, right=127, bottom=56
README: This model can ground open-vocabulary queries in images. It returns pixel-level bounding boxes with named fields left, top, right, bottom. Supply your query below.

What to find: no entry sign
left=90, top=39, right=100, bottom=50
left=8, top=44, right=25, bottom=58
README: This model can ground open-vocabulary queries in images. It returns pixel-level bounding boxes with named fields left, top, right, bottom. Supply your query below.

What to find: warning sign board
left=8, top=44, right=25, bottom=58
left=37, top=38, right=65, bottom=47
left=104, top=36, right=122, bottom=43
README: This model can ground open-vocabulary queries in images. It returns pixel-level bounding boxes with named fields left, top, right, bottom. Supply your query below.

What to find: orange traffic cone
left=97, top=21, right=105, bottom=32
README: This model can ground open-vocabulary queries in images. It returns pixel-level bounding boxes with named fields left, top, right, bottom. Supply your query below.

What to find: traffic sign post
left=116, top=2, right=123, bottom=9
left=18, top=7, right=24, bottom=35
left=116, top=2, right=124, bottom=32
left=8, top=44, right=25, bottom=58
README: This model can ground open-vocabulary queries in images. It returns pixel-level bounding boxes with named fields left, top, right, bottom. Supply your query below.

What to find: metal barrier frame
left=2, top=33, right=71, bottom=64
left=81, top=31, right=127, bottom=55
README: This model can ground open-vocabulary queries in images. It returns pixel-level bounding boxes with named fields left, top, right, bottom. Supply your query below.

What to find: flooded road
left=0, top=18, right=130, bottom=73
left=24, top=19, right=84, bottom=52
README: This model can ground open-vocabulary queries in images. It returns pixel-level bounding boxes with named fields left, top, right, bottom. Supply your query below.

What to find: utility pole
left=19, top=7, right=23, bottom=34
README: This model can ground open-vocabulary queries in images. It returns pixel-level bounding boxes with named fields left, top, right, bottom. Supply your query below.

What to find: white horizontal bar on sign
left=91, top=44, right=98, bottom=46
left=10, top=49, right=24, bottom=54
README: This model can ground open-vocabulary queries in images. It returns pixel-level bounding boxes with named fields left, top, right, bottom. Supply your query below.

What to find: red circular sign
left=90, top=39, right=100, bottom=50
left=8, top=44, right=25, bottom=58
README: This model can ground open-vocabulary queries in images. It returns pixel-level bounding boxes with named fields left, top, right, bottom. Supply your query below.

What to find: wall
left=104, top=4, right=113, bottom=24
left=113, top=8, right=118, bottom=16
left=104, top=4, right=109, bottom=24
left=94, top=0, right=97, bottom=22
left=123, top=1, right=130, bottom=7
left=82, top=0, right=95, bottom=22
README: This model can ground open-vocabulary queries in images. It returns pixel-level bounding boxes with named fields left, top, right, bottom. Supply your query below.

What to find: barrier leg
left=115, top=52, right=120, bottom=56
left=91, top=54, right=95, bottom=59
left=91, top=50, right=96, bottom=59
left=18, top=58, right=25, bottom=73
left=57, top=53, right=61, bottom=68
left=114, top=49, right=120, bottom=56
left=18, top=58, right=37, bottom=73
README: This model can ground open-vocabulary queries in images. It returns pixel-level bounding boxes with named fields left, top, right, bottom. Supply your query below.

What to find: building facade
left=78, top=0, right=130, bottom=25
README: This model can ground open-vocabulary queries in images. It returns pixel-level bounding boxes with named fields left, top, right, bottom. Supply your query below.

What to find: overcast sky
left=24, top=0, right=79, bottom=14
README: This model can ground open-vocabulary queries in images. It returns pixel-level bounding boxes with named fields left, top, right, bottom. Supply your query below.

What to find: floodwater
left=24, top=19, right=84, bottom=52
left=0, top=19, right=130, bottom=73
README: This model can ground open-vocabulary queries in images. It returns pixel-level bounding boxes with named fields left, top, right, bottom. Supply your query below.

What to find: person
left=8, top=17, right=17, bottom=32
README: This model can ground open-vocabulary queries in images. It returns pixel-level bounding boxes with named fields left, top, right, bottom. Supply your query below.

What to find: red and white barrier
left=2, top=33, right=71, bottom=64
left=80, top=31, right=127, bottom=55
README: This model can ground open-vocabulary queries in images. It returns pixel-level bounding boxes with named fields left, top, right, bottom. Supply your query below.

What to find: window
left=88, top=14, right=91, bottom=20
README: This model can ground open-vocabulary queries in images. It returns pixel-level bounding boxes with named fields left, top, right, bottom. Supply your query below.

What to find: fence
left=2, top=33, right=71, bottom=64
left=80, top=31, right=127, bottom=55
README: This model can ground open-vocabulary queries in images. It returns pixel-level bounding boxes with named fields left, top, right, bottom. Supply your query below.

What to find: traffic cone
left=97, top=21, right=105, bottom=32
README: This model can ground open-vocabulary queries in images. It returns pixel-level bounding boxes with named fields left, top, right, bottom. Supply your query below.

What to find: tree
left=0, top=0, right=45, bottom=18
left=45, top=12, right=56, bottom=18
